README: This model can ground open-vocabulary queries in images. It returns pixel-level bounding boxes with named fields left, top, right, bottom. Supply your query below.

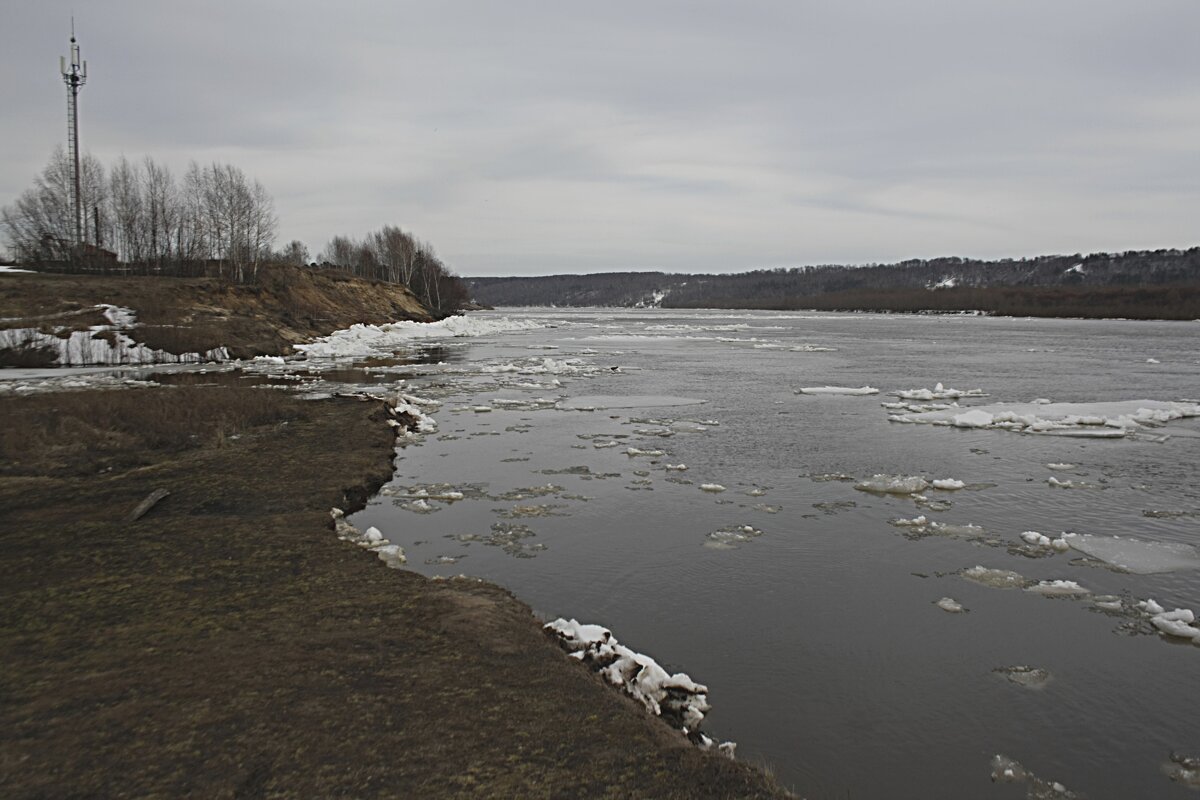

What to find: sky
left=2, top=1, right=1198, bottom=276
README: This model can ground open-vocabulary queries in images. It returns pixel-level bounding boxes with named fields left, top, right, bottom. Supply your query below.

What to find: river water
left=336, top=309, right=1198, bottom=799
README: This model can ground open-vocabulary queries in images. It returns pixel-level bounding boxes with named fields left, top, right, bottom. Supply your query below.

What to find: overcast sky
left=2, top=1, right=1198, bottom=275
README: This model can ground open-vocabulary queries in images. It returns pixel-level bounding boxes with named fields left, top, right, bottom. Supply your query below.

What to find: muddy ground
left=0, top=386, right=793, bottom=798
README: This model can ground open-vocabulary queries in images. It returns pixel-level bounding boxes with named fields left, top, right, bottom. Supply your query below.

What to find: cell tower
left=60, top=19, right=87, bottom=249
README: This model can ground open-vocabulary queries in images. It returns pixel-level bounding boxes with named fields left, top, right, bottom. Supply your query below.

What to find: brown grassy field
left=0, top=386, right=793, bottom=799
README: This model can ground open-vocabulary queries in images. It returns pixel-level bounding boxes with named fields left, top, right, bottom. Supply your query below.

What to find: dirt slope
left=0, top=264, right=432, bottom=360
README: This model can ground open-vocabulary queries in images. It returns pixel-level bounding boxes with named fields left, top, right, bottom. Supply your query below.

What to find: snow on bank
left=797, top=385, right=879, bottom=396
left=295, top=315, right=544, bottom=358
left=330, top=508, right=406, bottom=568
left=0, top=304, right=228, bottom=366
left=389, top=393, right=439, bottom=437
left=889, top=399, right=1200, bottom=437
left=544, top=618, right=735, bottom=754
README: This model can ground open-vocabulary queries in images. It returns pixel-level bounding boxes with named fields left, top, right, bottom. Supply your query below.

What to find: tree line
left=466, top=247, right=1200, bottom=315
left=1, top=148, right=276, bottom=283
left=1, top=149, right=468, bottom=314
left=314, top=226, right=468, bottom=317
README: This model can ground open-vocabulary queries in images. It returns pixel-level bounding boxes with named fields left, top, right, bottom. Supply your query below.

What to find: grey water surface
left=347, top=309, right=1200, bottom=800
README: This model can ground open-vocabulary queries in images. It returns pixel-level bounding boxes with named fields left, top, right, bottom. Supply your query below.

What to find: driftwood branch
left=126, top=488, right=170, bottom=522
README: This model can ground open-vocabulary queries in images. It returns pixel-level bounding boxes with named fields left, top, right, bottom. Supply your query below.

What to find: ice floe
left=544, top=618, right=732, bottom=753
left=1063, top=533, right=1200, bottom=574
left=1137, top=599, right=1200, bottom=643
left=1019, top=531, right=1071, bottom=552
left=1026, top=580, right=1089, bottom=597
left=1163, top=753, right=1200, bottom=788
left=391, top=393, right=439, bottom=435
left=930, top=478, right=965, bottom=490
left=994, top=665, right=1053, bottom=689
left=893, top=383, right=986, bottom=401
left=990, top=754, right=1077, bottom=797
left=560, top=394, right=706, bottom=410
left=796, top=385, right=879, bottom=396
left=889, top=399, right=1200, bottom=438
left=699, top=484, right=727, bottom=493
left=704, top=525, right=763, bottom=549
left=855, top=474, right=929, bottom=495
left=961, top=565, right=1026, bottom=589
left=935, top=597, right=966, bottom=613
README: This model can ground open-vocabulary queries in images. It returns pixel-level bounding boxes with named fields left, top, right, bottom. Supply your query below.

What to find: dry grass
left=0, top=386, right=304, bottom=477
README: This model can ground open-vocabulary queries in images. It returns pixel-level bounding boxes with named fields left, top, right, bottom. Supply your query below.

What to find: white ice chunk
left=295, top=315, right=545, bottom=358
left=797, top=385, right=879, bottom=396
left=699, top=484, right=727, bottom=493
left=891, top=399, right=1200, bottom=438
left=931, top=478, right=965, bottom=490
left=936, top=597, right=966, bottom=613
left=855, top=474, right=930, bottom=495
left=1026, top=580, right=1089, bottom=597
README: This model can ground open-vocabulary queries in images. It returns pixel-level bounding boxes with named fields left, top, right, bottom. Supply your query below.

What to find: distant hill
left=465, top=247, right=1200, bottom=319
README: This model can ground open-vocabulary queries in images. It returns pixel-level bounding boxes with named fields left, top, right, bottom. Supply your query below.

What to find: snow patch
left=296, top=315, right=544, bottom=358
left=544, top=618, right=733, bottom=752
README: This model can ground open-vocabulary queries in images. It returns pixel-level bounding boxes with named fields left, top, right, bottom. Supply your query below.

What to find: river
left=295, top=308, right=1200, bottom=798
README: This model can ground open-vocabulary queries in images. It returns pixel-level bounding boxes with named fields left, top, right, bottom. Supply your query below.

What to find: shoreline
left=0, top=384, right=792, bottom=798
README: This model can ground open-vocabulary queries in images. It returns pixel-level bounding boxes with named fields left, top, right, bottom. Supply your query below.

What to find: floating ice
left=626, top=447, right=666, bottom=457
left=1026, top=580, right=1089, bottom=597
left=961, top=565, right=1026, bottom=589
left=1046, top=462, right=1075, bottom=470
left=665, top=464, right=688, bottom=471
left=1019, top=531, right=1071, bottom=552
left=544, top=618, right=730, bottom=750
left=855, top=474, right=930, bottom=495
left=994, top=666, right=1053, bottom=689
left=936, top=597, right=966, bottom=613
left=931, top=478, right=965, bottom=490
left=705, top=525, right=763, bottom=549
left=890, top=399, right=1200, bottom=438
left=1063, top=533, right=1200, bottom=574
left=1163, top=753, right=1200, bottom=788
left=560, top=395, right=705, bottom=410
left=1137, top=599, right=1200, bottom=642
left=296, top=315, right=544, bottom=358
left=894, top=383, right=986, bottom=401
left=699, top=483, right=727, bottom=493
left=797, top=385, right=879, bottom=396
left=1093, top=595, right=1124, bottom=611
left=1147, top=358, right=1160, bottom=364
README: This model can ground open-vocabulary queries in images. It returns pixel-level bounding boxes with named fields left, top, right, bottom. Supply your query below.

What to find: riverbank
left=0, top=385, right=792, bottom=798
left=0, top=265, right=433, bottom=365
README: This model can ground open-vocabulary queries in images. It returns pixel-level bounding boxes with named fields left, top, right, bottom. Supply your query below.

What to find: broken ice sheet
left=495, top=504, right=570, bottom=519
left=704, top=525, right=763, bottom=550
left=1063, top=533, right=1200, bottom=574
left=994, top=665, right=1053, bottom=689
left=960, top=565, right=1027, bottom=589
left=1163, top=752, right=1200, bottom=789
left=854, top=474, right=929, bottom=495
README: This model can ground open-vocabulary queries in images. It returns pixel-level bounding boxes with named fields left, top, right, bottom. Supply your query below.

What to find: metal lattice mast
left=60, top=19, right=87, bottom=249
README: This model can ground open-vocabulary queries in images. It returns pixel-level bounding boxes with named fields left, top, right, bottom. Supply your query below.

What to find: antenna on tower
left=61, top=17, right=88, bottom=251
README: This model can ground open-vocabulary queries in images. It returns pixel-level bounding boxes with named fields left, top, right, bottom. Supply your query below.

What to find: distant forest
left=466, top=247, right=1200, bottom=319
